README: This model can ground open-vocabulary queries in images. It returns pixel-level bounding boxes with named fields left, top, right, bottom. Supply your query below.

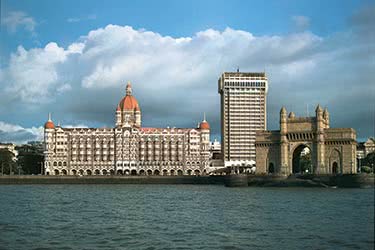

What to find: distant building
left=218, top=72, right=268, bottom=168
left=44, top=82, right=211, bottom=176
left=0, top=143, right=18, bottom=161
left=357, top=138, right=375, bottom=168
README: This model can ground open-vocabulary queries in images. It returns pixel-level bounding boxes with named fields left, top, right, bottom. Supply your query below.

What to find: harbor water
left=0, top=185, right=373, bottom=250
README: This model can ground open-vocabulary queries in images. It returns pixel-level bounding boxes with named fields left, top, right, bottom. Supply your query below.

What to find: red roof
left=199, top=121, right=210, bottom=130
left=117, top=95, right=140, bottom=111
left=44, top=121, right=55, bottom=129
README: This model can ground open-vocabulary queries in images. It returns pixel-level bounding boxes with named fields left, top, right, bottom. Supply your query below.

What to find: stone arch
left=54, top=169, right=60, bottom=175
left=102, top=169, right=108, bottom=175
left=329, top=149, right=341, bottom=174
left=186, top=169, right=192, bottom=175
left=117, top=169, right=123, bottom=175
left=139, top=169, right=145, bottom=175
left=71, top=169, right=77, bottom=175
left=162, top=169, right=168, bottom=176
left=194, top=169, right=200, bottom=176
left=292, top=144, right=312, bottom=174
left=154, top=169, right=160, bottom=175
left=177, top=169, right=183, bottom=176
left=86, top=169, right=92, bottom=175
left=170, top=169, right=175, bottom=176
left=130, top=169, right=137, bottom=176
left=268, top=162, right=275, bottom=174
left=62, top=169, right=67, bottom=175
left=94, top=169, right=100, bottom=175
left=79, top=169, right=84, bottom=175
left=147, top=169, right=152, bottom=175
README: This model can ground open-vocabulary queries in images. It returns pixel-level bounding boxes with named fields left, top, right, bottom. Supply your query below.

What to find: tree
left=16, top=144, right=44, bottom=175
left=0, top=149, right=16, bottom=175
left=362, top=152, right=375, bottom=172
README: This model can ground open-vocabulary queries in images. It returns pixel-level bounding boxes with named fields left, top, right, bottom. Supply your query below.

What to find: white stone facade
left=44, top=83, right=210, bottom=176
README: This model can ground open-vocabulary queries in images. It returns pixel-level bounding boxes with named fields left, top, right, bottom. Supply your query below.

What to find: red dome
left=199, top=121, right=210, bottom=130
left=44, top=120, right=55, bottom=129
left=118, top=95, right=140, bottom=111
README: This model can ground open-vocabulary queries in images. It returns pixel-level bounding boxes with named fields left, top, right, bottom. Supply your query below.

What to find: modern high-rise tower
left=218, top=72, right=268, bottom=167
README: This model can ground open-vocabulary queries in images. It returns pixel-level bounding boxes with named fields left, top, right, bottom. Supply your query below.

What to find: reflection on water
left=0, top=185, right=374, bottom=250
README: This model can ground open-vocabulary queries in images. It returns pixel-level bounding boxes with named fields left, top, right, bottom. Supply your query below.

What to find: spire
left=203, top=112, right=206, bottom=122
left=48, top=112, right=52, bottom=121
left=126, top=81, right=132, bottom=96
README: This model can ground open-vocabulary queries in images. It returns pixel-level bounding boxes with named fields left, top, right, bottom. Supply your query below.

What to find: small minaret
left=315, top=104, right=325, bottom=173
left=323, top=108, right=330, bottom=128
left=280, top=107, right=289, bottom=175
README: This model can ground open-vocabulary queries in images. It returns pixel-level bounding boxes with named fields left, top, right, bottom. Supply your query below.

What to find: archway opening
left=292, top=145, right=312, bottom=174
left=154, top=169, right=160, bottom=175
left=177, top=170, right=183, bottom=176
left=102, top=169, right=108, bottom=175
left=117, top=170, right=123, bottom=175
left=72, top=169, right=77, bottom=175
left=187, top=169, right=192, bottom=175
left=170, top=169, right=175, bottom=176
left=95, top=169, right=100, bottom=175
left=130, top=170, right=137, bottom=176
left=86, top=170, right=92, bottom=176
left=54, top=169, right=60, bottom=175
left=79, top=169, right=84, bottom=175
left=62, top=169, right=67, bottom=175
left=332, top=162, right=338, bottom=174
left=162, top=169, right=168, bottom=176
left=194, top=169, right=200, bottom=176
left=147, top=170, right=152, bottom=175
left=139, top=170, right=145, bottom=175
left=268, top=163, right=275, bottom=174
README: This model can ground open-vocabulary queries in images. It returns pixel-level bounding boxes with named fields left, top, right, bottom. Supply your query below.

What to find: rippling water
left=0, top=185, right=373, bottom=250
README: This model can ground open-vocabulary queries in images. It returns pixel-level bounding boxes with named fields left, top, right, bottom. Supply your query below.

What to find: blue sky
left=0, top=0, right=374, bottom=143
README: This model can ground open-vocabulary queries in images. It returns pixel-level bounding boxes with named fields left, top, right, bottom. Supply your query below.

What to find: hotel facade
left=218, top=72, right=268, bottom=167
left=44, top=83, right=210, bottom=176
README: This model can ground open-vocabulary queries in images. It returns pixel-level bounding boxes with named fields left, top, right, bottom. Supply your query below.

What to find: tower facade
left=218, top=72, right=268, bottom=167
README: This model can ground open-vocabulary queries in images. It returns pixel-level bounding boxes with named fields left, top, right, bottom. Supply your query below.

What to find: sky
left=0, top=0, right=374, bottom=144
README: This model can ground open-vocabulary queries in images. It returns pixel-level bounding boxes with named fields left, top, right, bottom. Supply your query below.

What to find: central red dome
left=117, top=82, right=140, bottom=111
left=117, top=95, right=140, bottom=111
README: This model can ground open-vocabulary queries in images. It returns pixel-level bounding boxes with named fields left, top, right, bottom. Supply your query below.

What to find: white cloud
left=292, top=15, right=310, bottom=31
left=1, top=11, right=37, bottom=34
left=0, top=20, right=373, bottom=139
left=0, top=121, right=43, bottom=144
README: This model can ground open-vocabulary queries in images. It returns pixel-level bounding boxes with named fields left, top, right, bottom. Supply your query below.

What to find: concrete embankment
left=0, top=174, right=373, bottom=188
left=0, top=175, right=225, bottom=185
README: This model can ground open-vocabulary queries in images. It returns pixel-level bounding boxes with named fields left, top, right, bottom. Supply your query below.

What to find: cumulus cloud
left=0, top=6, right=374, bottom=141
left=0, top=121, right=43, bottom=144
left=1, top=11, right=36, bottom=34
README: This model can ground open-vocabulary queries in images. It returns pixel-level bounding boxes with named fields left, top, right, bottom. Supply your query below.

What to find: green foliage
left=0, top=149, right=16, bottom=174
left=361, top=166, right=373, bottom=173
left=362, top=152, right=375, bottom=169
left=16, top=146, right=44, bottom=175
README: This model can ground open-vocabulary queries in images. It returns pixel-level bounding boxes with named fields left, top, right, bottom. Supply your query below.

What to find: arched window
left=269, top=163, right=275, bottom=174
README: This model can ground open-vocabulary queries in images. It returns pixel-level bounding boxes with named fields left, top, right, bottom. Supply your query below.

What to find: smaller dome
left=288, top=112, right=295, bottom=119
left=44, top=120, right=55, bottom=129
left=199, top=121, right=210, bottom=130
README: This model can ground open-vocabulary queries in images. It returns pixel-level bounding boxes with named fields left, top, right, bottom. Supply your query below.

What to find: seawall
left=0, top=174, right=373, bottom=188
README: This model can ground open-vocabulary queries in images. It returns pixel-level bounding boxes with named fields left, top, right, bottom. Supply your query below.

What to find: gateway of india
left=44, top=83, right=210, bottom=176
